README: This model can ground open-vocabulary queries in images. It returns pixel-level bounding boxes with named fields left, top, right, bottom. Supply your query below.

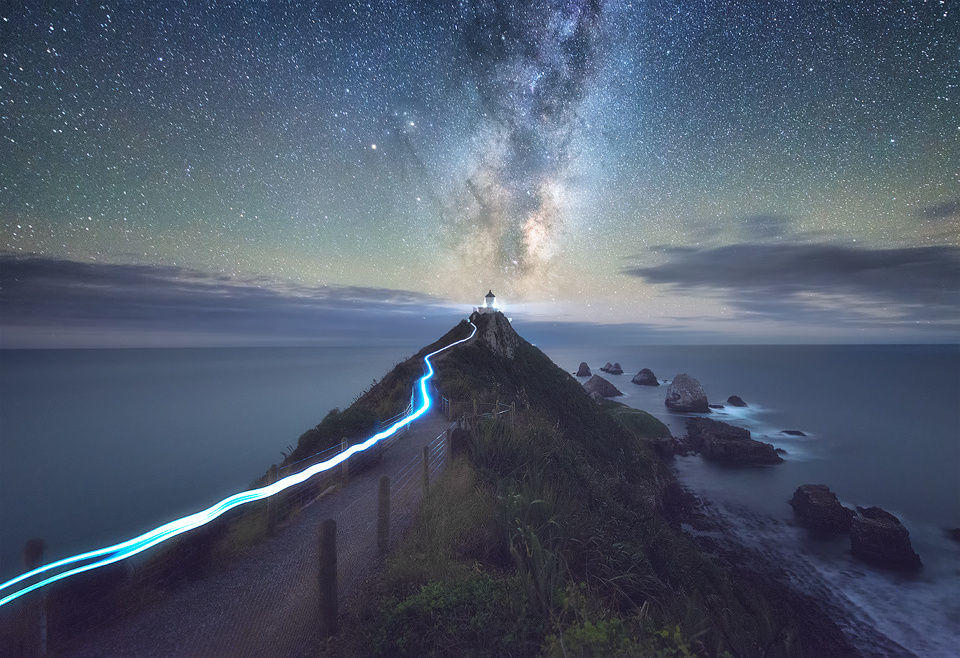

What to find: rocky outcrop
left=726, top=395, right=747, bottom=407
left=575, top=362, right=591, bottom=377
left=685, top=418, right=783, bottom=464
left=850, top=507, right=922, bottom=571
left=631, top=368, right=659, bottom=386
left=469, top=310, right=519, bottom=359
left=790, top=485, right=853, bottom=533
left=708, top=404, right=724, bottom=409
left=665, top=374, right=709, bottom=412
left=600, top=362, right=623, bottom=375
left=583, top=375, right=623, bottom=399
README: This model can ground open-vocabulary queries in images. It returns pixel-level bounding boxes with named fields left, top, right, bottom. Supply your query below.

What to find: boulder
left=601, top=362, right=623, bottom=375
left=850, top=507, right=922, bottom=571
left=789, top=485, right=853, bottom=533
left=631, top=368, right=659, bottom=386
left=726, top=395, right=747, bottom=407
left=583, top=375, right=623, bottom=399
left=575, top=362, right=591, bottom=377
left=685, top=418, right=783, bottom=464
left=781, top=430, right=807, bottom=437
left=665, top=374, right=709, bottom=413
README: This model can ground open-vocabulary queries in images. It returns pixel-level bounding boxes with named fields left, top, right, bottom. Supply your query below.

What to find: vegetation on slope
left=341, top=313, right=853, bottom=657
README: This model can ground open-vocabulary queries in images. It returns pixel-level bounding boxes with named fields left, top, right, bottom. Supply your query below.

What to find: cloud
left=918, top=199, right=960, bottom=220
left=624, top=243, right=960, bottom=330
left=0, top=256, right=461, bottom=348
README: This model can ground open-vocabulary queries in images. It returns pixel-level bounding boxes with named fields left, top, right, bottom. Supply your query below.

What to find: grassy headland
left=339, top=311, right=854, bottom=657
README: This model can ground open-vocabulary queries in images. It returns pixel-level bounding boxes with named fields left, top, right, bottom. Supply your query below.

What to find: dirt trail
left=63, top=411, right=453, bottom=657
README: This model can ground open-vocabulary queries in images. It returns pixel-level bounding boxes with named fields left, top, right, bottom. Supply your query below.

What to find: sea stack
left=583, top=375, right=623, bottom=399
left=665, top=374, right=709, bottom=412
left=685, top=418, right=783, bottom=464
left=631, top=368, right=659, bottom=386
left=850, top=507, right=922, bottom=571
left=575, top=362, right=591, bottom=377
left=727, top=395, right=747, bottom=407
left=600, top=362, right=623, bottom=375
left=790, top=485, right=853, bottom=533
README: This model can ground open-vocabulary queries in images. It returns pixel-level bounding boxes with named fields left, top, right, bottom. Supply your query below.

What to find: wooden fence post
left=377, top=476, right=390, bottom=555
left=266, top=465, right=278, bottom=535
left=21, top=539, right=47, bottom=656
left=340, top=439, right=349, bottom=486
left=318, top=519, right=337, bottom=637
left=422, top=444, right=430, bottom=493
left=445, top=427, right=453, bottom=464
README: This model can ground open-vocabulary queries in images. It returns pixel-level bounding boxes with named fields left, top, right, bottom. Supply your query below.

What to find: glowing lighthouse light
left=477, top=290, right=499, bottom=314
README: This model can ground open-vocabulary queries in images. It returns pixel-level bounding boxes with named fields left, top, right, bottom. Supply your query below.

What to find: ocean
left=543, top=343, right=960, bottom=656
left=1, top=342, right=958, bottom=654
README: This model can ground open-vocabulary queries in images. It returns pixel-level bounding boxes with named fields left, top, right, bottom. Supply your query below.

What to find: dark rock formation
left=947, top=528, right=960, bottom=543
left=850, top=507, right=922, bottom=571
left=775, top=447, right=788, bottom=455
left=781, top=430, right=806, bottom=437
left=650, top=436, right=688, bottom=458
left=575, top=362, right=591, bottom=377
left=685, top=418, right=783, bottom=464
left=469, top=310, right=519, bottom=359
left=708, top=404, right=724, bottom=409
left=583, top=375, right=623, bottom=399
left=789, top=485, right=853, bottom=533
left=726, top=395, right=747, bottom=407
left=631, top=368, right=659, bottom=386
left=601, top=362, right=623, bottom=375
left=665, top=374, right=709, bottom=412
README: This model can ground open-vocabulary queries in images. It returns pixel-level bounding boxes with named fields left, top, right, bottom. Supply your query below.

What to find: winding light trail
left=0, top=320, right=477, bottom=608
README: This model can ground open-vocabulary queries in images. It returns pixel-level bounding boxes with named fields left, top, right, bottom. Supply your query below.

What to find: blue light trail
left=0, top=321, right=476, bottom=608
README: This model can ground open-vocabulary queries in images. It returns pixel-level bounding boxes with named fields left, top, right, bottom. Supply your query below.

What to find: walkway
left=63, top=410, right=453, bottom=657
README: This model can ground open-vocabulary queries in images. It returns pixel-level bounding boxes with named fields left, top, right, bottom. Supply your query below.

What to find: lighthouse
left=477, top=290, right=498, bottom=314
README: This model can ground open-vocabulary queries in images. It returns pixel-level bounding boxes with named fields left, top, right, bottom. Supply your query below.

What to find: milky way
left=0, top=0, right=957, bottom=339
left=454, top=0, right=604, bottom=292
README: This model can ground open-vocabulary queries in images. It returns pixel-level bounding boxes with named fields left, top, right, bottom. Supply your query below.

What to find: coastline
left=666, top=477, right=904, bottom=656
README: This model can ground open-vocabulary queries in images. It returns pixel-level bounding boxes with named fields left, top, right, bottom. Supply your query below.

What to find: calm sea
left=1, top=343, right=958, bottom=653
left=544, top=343, right=960, bottom=656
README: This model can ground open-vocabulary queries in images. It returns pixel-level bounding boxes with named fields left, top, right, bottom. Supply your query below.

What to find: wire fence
left=1, top=394, right=516, bottom=654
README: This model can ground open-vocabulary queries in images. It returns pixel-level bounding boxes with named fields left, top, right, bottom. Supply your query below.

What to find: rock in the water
left=631, top=368, right=659, bottom=386
left=575, top=362, right=591, bottom=377
left=790, top=485, right=853, bottom=532
left=601, top=362, right=623, bottom=375
left=782, top=430, right=807, bottom=437
left=850, top=507, right=922, bottom=571
left=726, top=395, right=747, bottom=407
left=685, top=418, right=783, bottom=464
left=708, top=403, right=725, bottom=409
left=775, top=447, right=788, bottom=455
left=665, top=374, right=709, bottom=413
left=583, top=375, right=623, bottom=398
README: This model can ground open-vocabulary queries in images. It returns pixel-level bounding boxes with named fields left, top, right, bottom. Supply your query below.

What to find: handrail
left=0, top=320, right=477, bottom=607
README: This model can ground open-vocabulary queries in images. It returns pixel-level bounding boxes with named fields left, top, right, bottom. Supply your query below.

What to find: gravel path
left=62, top=411, right=453, bottom=657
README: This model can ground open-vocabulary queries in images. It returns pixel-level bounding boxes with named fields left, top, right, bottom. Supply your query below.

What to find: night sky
left=1, top=1, right=958, bottom=345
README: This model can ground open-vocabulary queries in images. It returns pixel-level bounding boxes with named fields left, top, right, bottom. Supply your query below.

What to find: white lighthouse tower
left=477, top=290, right=497, bottom=314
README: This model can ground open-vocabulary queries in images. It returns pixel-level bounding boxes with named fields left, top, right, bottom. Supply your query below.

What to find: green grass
left=341, top=314, right=850, bottom=656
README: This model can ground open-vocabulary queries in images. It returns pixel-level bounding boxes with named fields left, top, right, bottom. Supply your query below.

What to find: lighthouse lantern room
left=477, top=290, right=498, bottom=314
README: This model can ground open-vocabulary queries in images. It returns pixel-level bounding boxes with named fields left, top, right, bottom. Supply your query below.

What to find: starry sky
left=1, top=0, right=958, bottom=346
